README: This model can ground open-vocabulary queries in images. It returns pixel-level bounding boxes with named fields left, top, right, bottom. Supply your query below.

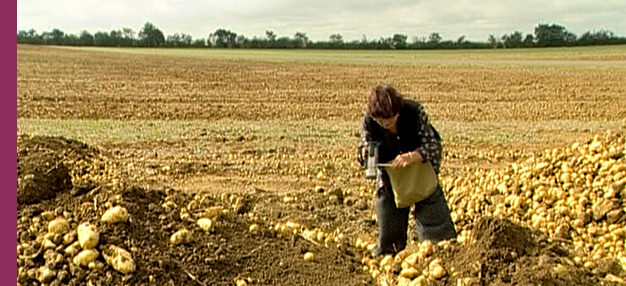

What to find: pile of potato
left=445, top=131, right=625, bottom=268
left=345, top=130, right=625, bottom=285
left=17, top=205, right=135, bottom=285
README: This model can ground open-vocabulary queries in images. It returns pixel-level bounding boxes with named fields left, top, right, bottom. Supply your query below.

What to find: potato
left=101, top=206, right=129, bottom=224
left=77, top=222, right=99, bottom=249
left=35, top=266, right=56, bottom=284
left=429, top=264, right=446, bottom=279
left=197, top=218, right=214, bottom=233
left=73, top=249, right=99, bottom=267
left=367, top=258, right=378, bottom=269
left=88, top=261, right=105, bottom=271
left=379, top=255, right=393, bottom=268
left=355, top=238, right=364, bottom=249
left=180, top=213, right=191, bottom=221
left=285, top=221, right=301, bottom=232
left=62, top=232, right=76, bottom=245
left=324, top=236, right=333, bottom=245
left=404, top=253, right=420, bottom=266
left=40, top=211, right=55, bottom=221
left=316, top=232, right=326, bottom=242
left=64, top=241, right=81, bottom=257
left=301, top=229, right=316, bottom=240
left=418, top=240, right=434, bottom=257
left=334, top=233, right=345, bottom=244
left=605, top=274, right=626, bottom=284
left=303, top=252, right=315, bottom=262
left=170, top=229, right=191, bottom=245
left=399, top=267, right=419, bottom=279
left=48, top=218, right=70, bottom=234
left=102, top=245, right=136, bottom=274
left=249, top=224, right=259, bottom=234
left=428, top=259, right=446, bottom=279
left=370, top=269, right=380, bottom=279
left=397, top=276, right=412, bottom=286
left=366, top=243, right=376, bottom=252
left=42, top=239, right=56, bottom=250
left=274, top=223, right=287, bottom=234
left=409, top=275, right=428, bottom=286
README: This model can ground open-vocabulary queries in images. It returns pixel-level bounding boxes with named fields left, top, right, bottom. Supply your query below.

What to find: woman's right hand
left=391, top=151, right=423, bottom=168
left=357, top=143, right=368, bottom=166
left=362, top=143, right=369, bottom=159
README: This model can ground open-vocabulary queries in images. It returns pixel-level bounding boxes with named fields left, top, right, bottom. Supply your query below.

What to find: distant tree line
left=17, top=22, right=626, bottom=49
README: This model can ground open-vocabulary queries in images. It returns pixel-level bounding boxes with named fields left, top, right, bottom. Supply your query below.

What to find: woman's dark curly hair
left=368, top=84, right=404, bottom=118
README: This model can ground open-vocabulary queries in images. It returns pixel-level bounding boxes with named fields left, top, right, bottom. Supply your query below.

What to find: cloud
left=17, top=0, right=626, bottom=42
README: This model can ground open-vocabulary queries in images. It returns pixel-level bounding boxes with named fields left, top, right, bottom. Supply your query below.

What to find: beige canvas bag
left=384, top=160, right=439, bottom=208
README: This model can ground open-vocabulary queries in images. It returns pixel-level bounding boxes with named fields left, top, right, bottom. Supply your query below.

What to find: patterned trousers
left=375, top=181, right=457, bottom=255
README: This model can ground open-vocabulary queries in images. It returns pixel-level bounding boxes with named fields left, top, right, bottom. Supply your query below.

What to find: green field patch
left=59, top=45, right=626, bottom=66
left=18, top=118, right=623, bottom=150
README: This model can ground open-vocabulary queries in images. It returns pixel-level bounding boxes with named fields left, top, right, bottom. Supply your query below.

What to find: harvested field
left=16, top=44, right=626, bottom=285
left=17, top=45, right=626, bottom=122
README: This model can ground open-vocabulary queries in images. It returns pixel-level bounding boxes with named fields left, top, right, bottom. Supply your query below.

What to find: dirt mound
left=17, top=183, right=373, bottom=286
left=16, top=135, right=373, bottom=286
left=377, top=217, right=613, bottom=286
left=17, top=136, right=76, bottom=205
left=447, top=217, right=600, bottom=286
left=115, top=186, right=372, bottom=285
left=17, top=134, right=119, bottom=205
left=17, top=134, right=100, bottom=162
left=455, top=217, right=535, bottom=283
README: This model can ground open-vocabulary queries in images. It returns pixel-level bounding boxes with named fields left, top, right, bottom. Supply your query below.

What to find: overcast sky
left=17, top=0, right=626, bottom=42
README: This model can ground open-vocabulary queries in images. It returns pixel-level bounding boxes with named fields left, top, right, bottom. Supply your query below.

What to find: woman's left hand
left=392, top=151, right=423, bottom=168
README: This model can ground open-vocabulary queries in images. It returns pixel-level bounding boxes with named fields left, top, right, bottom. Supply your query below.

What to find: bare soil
left=17, top=135, right=624, bottom=286
left=16, top=45, right=626, bottom=285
